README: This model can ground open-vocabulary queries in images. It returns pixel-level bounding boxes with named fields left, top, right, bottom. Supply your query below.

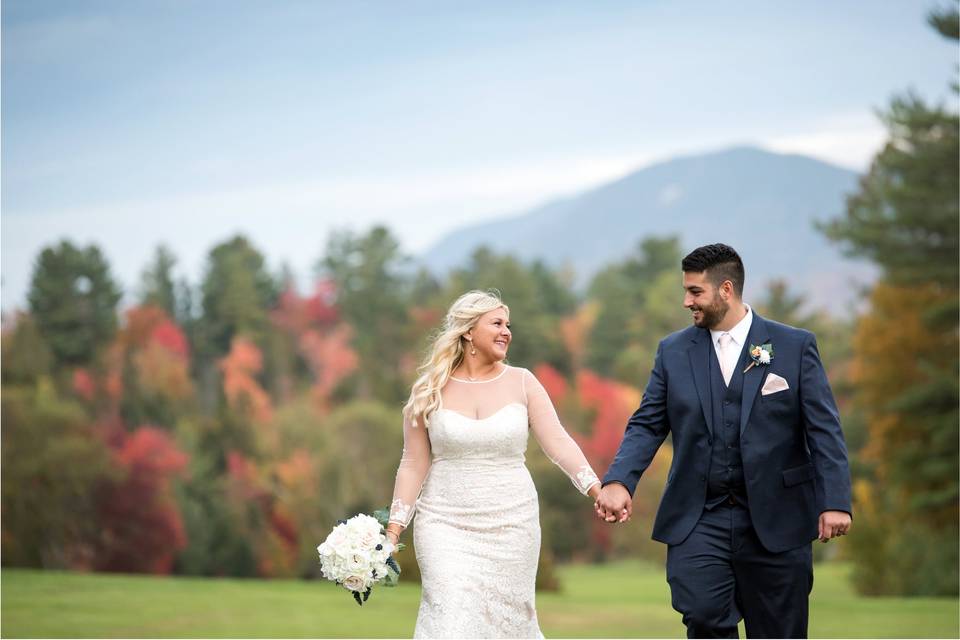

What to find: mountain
left=419, top=146, right=874, bottom=313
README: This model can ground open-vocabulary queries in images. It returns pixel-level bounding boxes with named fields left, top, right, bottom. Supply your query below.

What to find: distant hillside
left=420, top=146, right=874, bottom=312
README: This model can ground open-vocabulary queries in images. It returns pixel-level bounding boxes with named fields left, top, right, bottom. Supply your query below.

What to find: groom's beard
left=689, top=294, right=729, bottom=329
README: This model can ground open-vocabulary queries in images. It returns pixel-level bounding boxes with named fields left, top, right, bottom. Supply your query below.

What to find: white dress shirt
left=710, top=304, right=753, bottom=384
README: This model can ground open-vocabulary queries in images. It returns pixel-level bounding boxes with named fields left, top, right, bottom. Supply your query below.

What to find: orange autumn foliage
left=220, top=337, right=273, bottom=424
left=226, top=449, right=302, bottom=577
left=299, top=325, right=359, bottom=408
left=851, top=282, right=958, bottom=524
left=72, top=368, right=97, bottom=401
left=559, top=302, right=598, bottom=370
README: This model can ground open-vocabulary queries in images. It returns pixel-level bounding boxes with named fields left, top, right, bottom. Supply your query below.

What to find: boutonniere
left=744, top=342, right=774, bottom=373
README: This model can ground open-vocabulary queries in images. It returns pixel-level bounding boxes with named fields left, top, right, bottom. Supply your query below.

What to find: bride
left=385, top=290, right=604, bottom=638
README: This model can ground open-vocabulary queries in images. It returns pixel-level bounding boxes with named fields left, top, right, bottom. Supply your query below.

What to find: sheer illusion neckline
left=435, top=402, right=525, bottom=422
left=449, top=365, right=510, bottom=383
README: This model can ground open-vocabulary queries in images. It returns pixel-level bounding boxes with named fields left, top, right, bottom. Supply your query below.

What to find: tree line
left=1, top=6, right=956, bottom=596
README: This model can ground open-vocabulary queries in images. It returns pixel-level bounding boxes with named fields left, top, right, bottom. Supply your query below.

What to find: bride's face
left=467, top=308, right=512, bottom=361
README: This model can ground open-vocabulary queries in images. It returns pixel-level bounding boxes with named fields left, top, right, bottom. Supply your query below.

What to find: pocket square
left=761, top=373, right=789, bottom=395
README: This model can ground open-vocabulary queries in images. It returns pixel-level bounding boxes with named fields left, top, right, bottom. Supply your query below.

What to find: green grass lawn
left=2, top=562, right=957, bottom=638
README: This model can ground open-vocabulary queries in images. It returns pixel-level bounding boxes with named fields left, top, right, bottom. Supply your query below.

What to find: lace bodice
left=389, top=365, right=600, bottom=526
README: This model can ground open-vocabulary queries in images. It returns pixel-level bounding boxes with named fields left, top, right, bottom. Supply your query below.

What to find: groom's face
left=683, top=271, right=729, bottom=329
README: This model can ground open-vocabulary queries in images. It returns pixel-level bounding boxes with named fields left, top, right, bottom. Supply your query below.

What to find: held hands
left=593, top=482, right=632, bottom=524
left=818, top=510, right=852, bottom=543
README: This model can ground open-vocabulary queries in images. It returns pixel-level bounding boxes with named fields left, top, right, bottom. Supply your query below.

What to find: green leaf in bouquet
left=394, top=542, right=406, bottom=552
left=382, top=561, right=401, bottom=587
left=386, top=556, right=401, bottom=576
left=362, top=587, right=371, bottom=602
left=372, top=507, right=390, bottom=527
left=352, top=591, right=363, bottom=607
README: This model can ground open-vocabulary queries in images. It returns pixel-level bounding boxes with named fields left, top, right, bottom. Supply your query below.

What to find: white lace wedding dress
left=389, top=366, right=600, bottom=639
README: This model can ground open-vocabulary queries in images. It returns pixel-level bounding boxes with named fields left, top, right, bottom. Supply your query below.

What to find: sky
left=2, top=1, right=957, bottom=312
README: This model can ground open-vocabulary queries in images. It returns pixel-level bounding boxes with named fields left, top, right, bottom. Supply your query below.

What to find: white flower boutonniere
left=744, top=342, right=774, bottom=373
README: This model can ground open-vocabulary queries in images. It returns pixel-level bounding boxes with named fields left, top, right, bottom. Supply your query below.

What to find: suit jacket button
left=707, top=438, right=713, bottom=445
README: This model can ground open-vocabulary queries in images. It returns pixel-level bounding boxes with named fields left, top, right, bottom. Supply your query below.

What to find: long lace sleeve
left=523, top=368, right=600, bottom=495
left=388, top=413, right=432, bottom=527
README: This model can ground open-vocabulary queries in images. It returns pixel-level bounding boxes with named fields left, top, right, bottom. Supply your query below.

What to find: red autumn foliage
left=72, top=368, right=96, bottom=401
left=272, top=280, right=340, bottom=335
left=102, top=305, right=193, bottom=412
left=574, top=370, right=640, bottom=470
left=299, top=325, right=359, bottom=407
left=533, top=364, right=569, bottom=405
left=271, top=280, right=358, bottom=407
left=115, top=305, right=190, bottom=362
left=94, top=427, right=189, bottom=574
left=150, top=319, right=189, bottom=358
left=532, top=365, right=642, bottom=555
left=119, top=306, right=177, bottom=351
left=226, top=450, right=300, bottom=575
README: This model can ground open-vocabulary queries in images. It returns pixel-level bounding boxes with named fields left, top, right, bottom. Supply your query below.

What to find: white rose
left=758, top=350, right=771, bottom=364
left=346, top=554, right=367, bottom=572
left=356, top=529, right=379, bottom=550
left=342, top=575, right=367, bottom=592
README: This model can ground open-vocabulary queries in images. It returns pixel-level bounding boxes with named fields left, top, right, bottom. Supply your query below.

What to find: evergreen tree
left=584, top=236, right=683, bottom=383
left=27, top=241, right=122, bottom=369
left=318, top=226, right=411, bottom=402
left=198, top=235, right=278, bottom=358
left=139, top=245, right=179, bottom=318
left=821, top=4, right=959, bottom=596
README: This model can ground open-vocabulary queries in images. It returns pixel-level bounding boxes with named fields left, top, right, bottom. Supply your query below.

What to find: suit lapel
left=740, top=313, right=770, bottom=435
left=687, top=329, right=713, bottom=435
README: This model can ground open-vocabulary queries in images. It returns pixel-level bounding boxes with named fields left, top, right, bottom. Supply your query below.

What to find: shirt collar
left=710, top=304, right=753, bottom=347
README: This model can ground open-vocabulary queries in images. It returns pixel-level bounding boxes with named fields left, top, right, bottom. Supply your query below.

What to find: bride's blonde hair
left=403, top=290, right=509, bottom=427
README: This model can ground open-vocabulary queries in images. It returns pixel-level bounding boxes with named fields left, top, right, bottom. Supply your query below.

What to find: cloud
left=763, top=111, right=887, bottom=170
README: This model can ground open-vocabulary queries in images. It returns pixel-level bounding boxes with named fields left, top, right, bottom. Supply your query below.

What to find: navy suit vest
left=706, top=342, right=747, bottom=502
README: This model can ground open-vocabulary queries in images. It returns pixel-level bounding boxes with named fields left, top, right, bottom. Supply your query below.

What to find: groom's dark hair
left=682, top=244, right=745, bottom=297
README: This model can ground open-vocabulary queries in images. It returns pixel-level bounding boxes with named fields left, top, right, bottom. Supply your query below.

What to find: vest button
left=724, top=400, right=731, bottom=406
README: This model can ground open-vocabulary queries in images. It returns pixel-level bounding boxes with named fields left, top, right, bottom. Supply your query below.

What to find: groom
left=595, top=244, right=852, bottom=638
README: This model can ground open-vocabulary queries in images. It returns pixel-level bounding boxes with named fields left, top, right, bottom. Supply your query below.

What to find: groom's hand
left=818, top=510, right=852, bottom=543
left=595, top=483, right=632, bottom=524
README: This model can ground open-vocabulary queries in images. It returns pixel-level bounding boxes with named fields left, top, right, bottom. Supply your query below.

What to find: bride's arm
left=523, top=368, right=601, bottom=498
left=386, top=413, right=432, bottom=543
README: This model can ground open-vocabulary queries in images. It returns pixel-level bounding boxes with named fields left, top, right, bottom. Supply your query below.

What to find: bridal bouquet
left=317, top=509, right=403, bottom=606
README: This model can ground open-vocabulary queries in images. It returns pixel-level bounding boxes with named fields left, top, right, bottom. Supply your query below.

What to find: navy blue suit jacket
left=603, top=313, right=852, bottom=553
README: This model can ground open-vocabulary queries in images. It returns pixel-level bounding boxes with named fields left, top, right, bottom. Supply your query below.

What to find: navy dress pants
left=666, top=502, right=813, bottom=638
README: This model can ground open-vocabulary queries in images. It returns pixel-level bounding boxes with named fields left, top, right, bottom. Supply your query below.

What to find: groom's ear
left=719, top=279, right=735, bottom=300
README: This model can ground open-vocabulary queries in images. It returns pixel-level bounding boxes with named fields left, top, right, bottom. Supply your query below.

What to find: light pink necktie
left=718, top=333, right=734, bottom=386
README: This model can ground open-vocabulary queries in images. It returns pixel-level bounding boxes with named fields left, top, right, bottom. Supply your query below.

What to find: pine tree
left=821, top=5, right=959, bottom=596
left=27, top=241, right=122, bottom=369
